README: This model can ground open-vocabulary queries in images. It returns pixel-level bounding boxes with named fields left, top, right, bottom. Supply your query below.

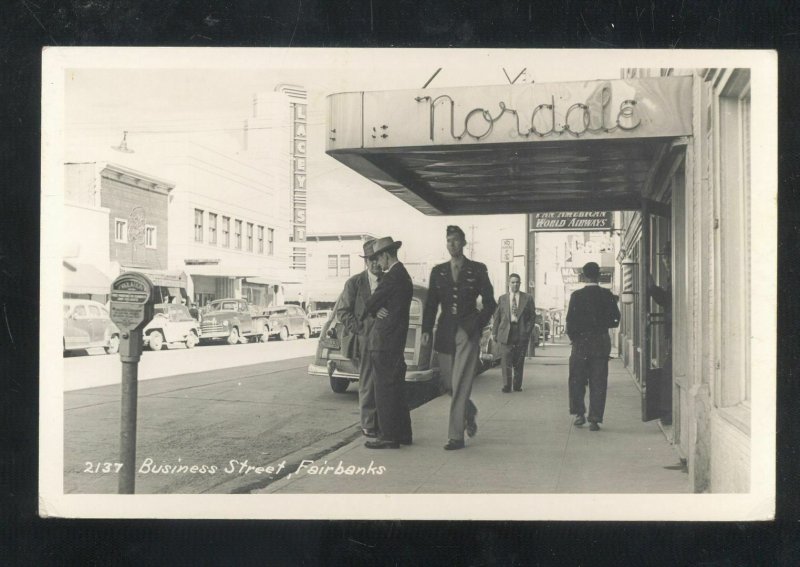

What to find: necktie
left=512, top=294, right=518, bottom=317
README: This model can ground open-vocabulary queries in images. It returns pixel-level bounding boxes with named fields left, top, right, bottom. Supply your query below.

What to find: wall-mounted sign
left=500, top=239, right=514, bottom=263
left=531, top=211, right=613, bottom=232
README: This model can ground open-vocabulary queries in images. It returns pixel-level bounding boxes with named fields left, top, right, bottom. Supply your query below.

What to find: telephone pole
left=468, top=225, right=477, bottom=258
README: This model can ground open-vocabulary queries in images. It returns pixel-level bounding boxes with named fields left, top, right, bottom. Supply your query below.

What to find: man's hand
left=421, top=332, right=430, bottom=347
left=376, top=307, right=389, bottom=319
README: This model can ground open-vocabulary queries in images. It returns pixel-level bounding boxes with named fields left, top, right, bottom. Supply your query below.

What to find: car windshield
left=211, top=301, right=239, bottom=311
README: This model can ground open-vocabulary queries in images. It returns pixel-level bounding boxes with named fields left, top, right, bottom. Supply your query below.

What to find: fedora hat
left=359, top=238, right=378, bottom=258
left=370, top=236, right=402, bottom=256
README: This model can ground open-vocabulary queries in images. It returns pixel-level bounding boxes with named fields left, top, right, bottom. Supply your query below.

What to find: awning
left=326, top=76, right=692, bottom=215
left=63, top=262, right=111, bottom=295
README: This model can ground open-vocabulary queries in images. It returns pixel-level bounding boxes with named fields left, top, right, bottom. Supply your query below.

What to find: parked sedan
left=306, top=309, right=332, bottom=337
left=63, top=299, right=120, bottom=355
left=308, top=285, right=498, bottom=393
left=142, top=303, right=201, bottom=351
left=263, top=304, right=311, bottom=340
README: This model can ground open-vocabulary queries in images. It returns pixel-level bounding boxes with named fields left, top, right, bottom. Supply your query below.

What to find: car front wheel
left=148, top=330, right=165, bottom=351
left=279, top=326, right=289, bottom=341
left=227, top=327, right=240, bottom=345
left=105, top=334, right=120, bottom=355
left=330, top=376, right=350, bottom=393
left=301, top=324, right=311, bottom=339
left=185, top=330, right=199, bottom=349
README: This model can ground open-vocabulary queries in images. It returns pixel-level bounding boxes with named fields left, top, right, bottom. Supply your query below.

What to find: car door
left=86, top=304, right=105, bottom=343
left=71, top=304, right=92, bottom=343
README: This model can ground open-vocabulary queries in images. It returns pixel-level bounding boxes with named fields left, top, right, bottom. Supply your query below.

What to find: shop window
left=208, top=213, right=217, bottom=245
left=222, top=216, right=230, bottom=247
left=194, top=209, right=204, bottom=242
left=145, top=225, right=157, bottom=249
left=114, top=218, right=128, bottom=243
left=716, top=69, right=751, bottom=411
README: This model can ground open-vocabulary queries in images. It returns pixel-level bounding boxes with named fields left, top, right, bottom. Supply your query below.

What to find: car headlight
left=223, top=320, right=229, bottom=326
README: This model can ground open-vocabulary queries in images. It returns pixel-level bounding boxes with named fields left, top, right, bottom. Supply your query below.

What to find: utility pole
left=469, top=225, right=477, bottom=258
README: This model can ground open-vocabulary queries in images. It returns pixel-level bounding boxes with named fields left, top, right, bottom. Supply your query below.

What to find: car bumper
left=199, top=330, right=230, bottom=339
left=307, top=362, right=436, bottom=383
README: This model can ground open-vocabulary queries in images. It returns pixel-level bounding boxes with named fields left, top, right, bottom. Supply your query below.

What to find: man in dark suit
left=360, top=236, right=414, bottom=449
left=566, top=262, right=621, bottom=431
left=422, top=225, right=497, bottom=450
left=335, top=238, right=382, bottom=438
left=492, top=273, right=535, bottom=392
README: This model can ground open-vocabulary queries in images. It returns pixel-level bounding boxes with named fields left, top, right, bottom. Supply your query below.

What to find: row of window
left=194, top=209, right=275, bottom=255
left=327, top=254, right=351, bottom=278
left=114, top=219, right=157, bottom=248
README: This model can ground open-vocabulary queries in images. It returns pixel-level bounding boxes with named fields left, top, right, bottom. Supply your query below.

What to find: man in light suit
left=493, top=273, right=535, bottom=393
left=360, top=236, right=414, bottom=449
left=335, top=238, right=382, bottom=438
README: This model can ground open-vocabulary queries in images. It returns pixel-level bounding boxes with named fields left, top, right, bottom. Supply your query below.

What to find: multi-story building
left=63, top=162, right=175, bottom=301
left=303, top=233, right=376, bottom=310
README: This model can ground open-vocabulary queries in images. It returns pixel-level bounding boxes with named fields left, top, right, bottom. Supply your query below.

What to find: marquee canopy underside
left=328, top=137, right=671, bottom=215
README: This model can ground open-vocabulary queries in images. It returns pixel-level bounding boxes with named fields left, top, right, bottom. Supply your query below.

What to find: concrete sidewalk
left=257, top=341, right=689, bottom=494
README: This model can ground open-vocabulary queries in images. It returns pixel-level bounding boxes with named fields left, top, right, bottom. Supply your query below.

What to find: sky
left=61, top=49, right=626, bottom=287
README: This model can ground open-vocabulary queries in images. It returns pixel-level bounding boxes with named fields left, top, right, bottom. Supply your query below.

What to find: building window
left=222, top=216, right=230, bottom=247
left=208, top=213, right=217, bottom=245
left=257, top=225, right=264, bottom=254
left=327, top=255, right=338, bottom=277
left=247, top=223, right=254, bottom=252
left=114, top=218, right=128, bottom=243
left=268, top=228, right=274, bottom=255
left=339, top=254, right=350, bottom=277
left=145, top=225, right=157, bottom=249
left=194, top=209, right=204, bottom=242
left=235, top=220, right=242, bottom=249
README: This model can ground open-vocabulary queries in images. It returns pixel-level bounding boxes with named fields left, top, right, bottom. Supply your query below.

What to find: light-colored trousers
left=438, top=326, right=479, bottom=441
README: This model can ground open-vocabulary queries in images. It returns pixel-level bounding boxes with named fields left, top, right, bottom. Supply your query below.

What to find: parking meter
left=109, top=272, right=155, bottom=494
left=110, top=273, right=155, bottom=360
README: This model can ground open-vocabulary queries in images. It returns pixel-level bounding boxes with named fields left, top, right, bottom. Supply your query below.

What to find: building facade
left=303, top=233, right=376, bottom=310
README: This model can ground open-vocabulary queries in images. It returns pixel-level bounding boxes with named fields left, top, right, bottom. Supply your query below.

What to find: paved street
left=63, top=346, right=439, bottom=494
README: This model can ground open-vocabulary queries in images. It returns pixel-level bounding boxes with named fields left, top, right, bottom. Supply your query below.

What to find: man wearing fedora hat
left=360, top=236, right=414, bottom=449
left=422, top=225, right=497, bottom=450
left=335, top=238, right=383, bottom=438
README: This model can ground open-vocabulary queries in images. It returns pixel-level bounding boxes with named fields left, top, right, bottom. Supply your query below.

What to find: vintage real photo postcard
left=40, top=48, right=776, bottom=520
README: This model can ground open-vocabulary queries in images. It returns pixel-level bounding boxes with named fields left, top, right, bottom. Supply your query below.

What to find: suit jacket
left=362, top=261, right=413, bottom=353
left=566, top=285, right=621, bottom=354
left=492, top=291, right=535, bottom=345
left=335, top=270, right=375, bottom=359
left=422, top=258, right=497, bottom=355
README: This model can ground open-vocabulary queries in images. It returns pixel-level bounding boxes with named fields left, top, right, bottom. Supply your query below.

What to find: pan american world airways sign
left=531, top=211, right=613, bottom=232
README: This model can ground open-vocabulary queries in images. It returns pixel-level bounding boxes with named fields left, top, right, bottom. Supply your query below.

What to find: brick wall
left=100, top=175, right=169, bottom=269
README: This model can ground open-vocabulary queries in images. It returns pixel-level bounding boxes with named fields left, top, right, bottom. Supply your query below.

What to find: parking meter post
left=118, top=346, right=140, bottom=494
left=109, top=272, right=154, bottom=495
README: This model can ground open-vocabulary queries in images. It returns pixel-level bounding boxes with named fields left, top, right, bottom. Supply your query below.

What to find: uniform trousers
left=568, top=334, right=611, bottom=423
left=438, top=326, right=479, bottom=442
left=370, top=349, right=412, bottom=443
left=499, top=322, right=527, bottom=390
left=357, top=341, right=378, bottom=432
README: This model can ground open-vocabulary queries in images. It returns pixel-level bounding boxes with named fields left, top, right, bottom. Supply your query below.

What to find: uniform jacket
left=362, top=261, right=413, bottom=353
left=566, top=284, right=621, bottom=357
left=422, top=258, right=497, bottom=355
left=492, top=291, right=535, bottom=345
left=335, top=270, right=375, bottom=359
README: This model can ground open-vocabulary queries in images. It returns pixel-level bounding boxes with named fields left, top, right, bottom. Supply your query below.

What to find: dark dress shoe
left=365, top=439, right=400, bottom=449
left=361, top=428, right=379, bottom=438
left=501, top=386, right=511, bottom=393
left=589, top=422, right=600, bottom=431
left=444, top=439, right=465, bottom=450
left=574, top=415, right=586, bottom=426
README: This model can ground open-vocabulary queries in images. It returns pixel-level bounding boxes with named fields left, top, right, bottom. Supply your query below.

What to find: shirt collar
left=584, top=282, right=599, bottom=287
left=367, top=270, right=379, bottom=284
left=386, top=260, right=400, bottom=272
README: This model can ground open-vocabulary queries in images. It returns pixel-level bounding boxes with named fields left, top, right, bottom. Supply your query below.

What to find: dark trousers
left=370, top=350, right=412, bottom=443
left=568, top=336, right=610, bottom=423
left=500, top=327, right=527, bottom=390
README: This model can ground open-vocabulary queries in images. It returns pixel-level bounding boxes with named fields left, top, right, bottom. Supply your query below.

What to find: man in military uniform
left=422, top=225, right=497, bottom=450
left=566, top=262, right=621, bottom=431
left=335, top=238, right=382, bottom=438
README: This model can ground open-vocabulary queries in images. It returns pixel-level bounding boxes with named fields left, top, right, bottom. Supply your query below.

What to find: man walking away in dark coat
left=566, top=262, right=621, bottom=431
left=422, top=225, right=497, bottom=450
left=335, top=238, right=382, bottom=438
left=360, top=236, right=414, bottom=449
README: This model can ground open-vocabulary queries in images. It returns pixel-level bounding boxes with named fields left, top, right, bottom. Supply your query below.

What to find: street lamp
left=111, top=131, right=134, bottom=153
